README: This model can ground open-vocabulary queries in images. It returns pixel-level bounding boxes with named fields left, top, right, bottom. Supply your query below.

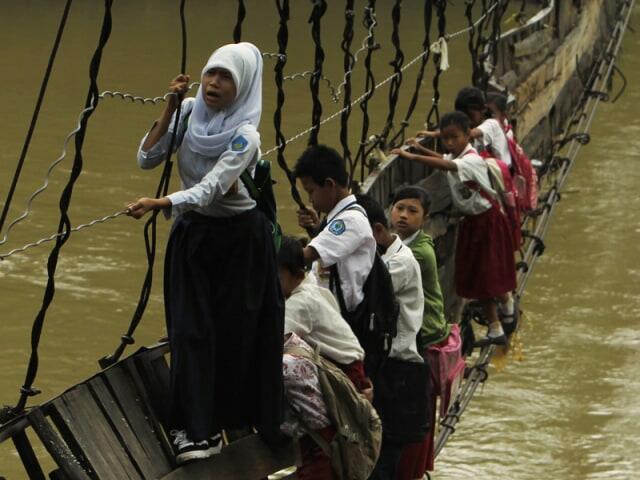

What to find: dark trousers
left=369, top=440, right=406, bottom=480
left=164, top=209, right=284, bottom=441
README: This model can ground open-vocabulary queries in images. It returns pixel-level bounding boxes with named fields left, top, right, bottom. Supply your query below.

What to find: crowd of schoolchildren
left=127, top=42, right=535, bottom=479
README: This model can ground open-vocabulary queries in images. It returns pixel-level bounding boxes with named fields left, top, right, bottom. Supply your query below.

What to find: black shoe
left=501, top=314, right=518, bottom=336
left=473, top=333, right=507, bottom=348
left=171, top=430, right=219, bottom=465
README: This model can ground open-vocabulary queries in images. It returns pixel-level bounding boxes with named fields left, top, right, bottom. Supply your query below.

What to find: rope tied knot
left=430, top=37, right=450, bottom=71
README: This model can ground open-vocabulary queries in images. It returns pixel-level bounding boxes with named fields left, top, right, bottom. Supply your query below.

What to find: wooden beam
left=12, top=430, right=46, bottom=480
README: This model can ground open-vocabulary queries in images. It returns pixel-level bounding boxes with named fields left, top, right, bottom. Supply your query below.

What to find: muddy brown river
left=1, top=1, right=638, bottom=478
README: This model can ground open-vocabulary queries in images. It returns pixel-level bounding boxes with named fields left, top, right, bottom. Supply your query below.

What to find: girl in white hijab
left=128, top=42, right=284, bottom=464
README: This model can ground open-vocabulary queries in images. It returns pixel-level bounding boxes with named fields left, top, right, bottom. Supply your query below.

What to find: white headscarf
left=184, top=42, right=263, bottom=157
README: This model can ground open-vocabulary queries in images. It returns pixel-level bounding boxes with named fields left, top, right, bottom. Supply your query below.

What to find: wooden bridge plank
left=103, top=363, right=174, bottom=473
left=89, top=376, right=169, bottom=479
left=159, top=434, right=298, bottom=480
left=50, top=384, right=141, bottom=480
left=28, top=408, right=90, bottom=480
left=12, top=430, right=46, bottom=480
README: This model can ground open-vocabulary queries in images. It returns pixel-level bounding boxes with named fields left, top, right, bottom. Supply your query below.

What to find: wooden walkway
left=0, top=343, right=298, bottom=479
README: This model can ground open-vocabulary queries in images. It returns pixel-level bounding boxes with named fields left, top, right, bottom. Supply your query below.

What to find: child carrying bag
left=285, top=345, right=383, bottom=480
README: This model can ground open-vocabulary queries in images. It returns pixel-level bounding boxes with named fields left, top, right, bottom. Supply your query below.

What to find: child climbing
left=392, top=112, right=516, bottom=347
left=126, top=42, right=284, bottom=464
left=277, top=235, right=373, bottom=399
left=294, top=145, right=400, bottom=377
left=487, top=91, right=514, bottom=141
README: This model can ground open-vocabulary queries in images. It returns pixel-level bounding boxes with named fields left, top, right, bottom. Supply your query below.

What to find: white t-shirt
left=284, top=276, right=365, bottom=365
left=445, top=144, right=496, bottom=214
left=309, top=194, right=376, bottom=312
left=475, top=118, right=512, bottom=166
left=381, top=235, right=424, bottom=363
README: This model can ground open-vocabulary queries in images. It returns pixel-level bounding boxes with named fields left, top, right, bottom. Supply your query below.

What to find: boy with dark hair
left=390, top=186, right=450, bottom=347
left=293, top=144, right=376, bottom=317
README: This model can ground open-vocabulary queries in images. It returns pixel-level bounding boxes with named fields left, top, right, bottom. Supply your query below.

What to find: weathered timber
left=12, top=430, right=46, bottom=480
left=28, top=408, right=90, bottom=480
left=50, top=384, right=142, bottom=479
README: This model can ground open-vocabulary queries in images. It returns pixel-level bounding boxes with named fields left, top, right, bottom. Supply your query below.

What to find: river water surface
left=1, top=1, right=638, bottom=478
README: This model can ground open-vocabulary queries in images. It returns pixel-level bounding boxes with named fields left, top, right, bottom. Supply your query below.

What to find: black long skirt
left=164, top=208, right=284, bottom=441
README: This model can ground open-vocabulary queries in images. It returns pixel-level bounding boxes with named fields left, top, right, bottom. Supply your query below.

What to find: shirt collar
left=402, top=230, right=421, bottom=246
left=383, top=235, right=404, bottom=260
left=327, top=194, right=357, bottom=223
left=454, top=143, right=476, bottom=159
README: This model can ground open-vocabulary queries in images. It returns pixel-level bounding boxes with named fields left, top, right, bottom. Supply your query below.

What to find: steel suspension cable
left=389, top=0, right=433, bottom=148
left=340, top=0, right=356, bottom=181
left=272, top=0, right=306, bottom=210
left=378, top=0, right=405, bottom=149
left=8, top=0, right=114, bottom=417
left=0, top=0, right=73, bottom=236
left=99, top=0, right=188, bottom=369
left=426, top=0, right=447, bottom=128
left=233, top=0, right=246, bottom=43
left=355, top=0, right=378, bottom=182
left=307, top=0, right=327, bottom=146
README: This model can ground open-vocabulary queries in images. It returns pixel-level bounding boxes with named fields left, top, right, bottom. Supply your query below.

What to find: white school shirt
left=475, top=118, right=512, bottom=167
left=137, top=98, right=259, bottom=218
left=285, top=276, right=365, bottom=365
left=445, top=144, right=496, bottom=213
left=308, top=195, right=376, bottom=312
left=381, top=235, right=424, bottom=363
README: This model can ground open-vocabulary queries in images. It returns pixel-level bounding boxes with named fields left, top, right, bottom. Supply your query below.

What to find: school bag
left=284, top=344, right=382, bottom=480
left=179, top=111, right=282, bottom=251
left=483, top=154, right=522, bottom=250
left=503, top=125, right=539, bottom=212
left=328, top=206, right=400, bottom=378
left=240, top=160, right=283, bottom=252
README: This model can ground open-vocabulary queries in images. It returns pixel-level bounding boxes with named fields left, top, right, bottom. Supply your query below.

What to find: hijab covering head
left=184, top=42, right=263, bottom=157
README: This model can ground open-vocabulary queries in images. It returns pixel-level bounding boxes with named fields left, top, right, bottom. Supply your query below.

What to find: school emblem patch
left=231, top=135, right=248, bottom=152
left=328, top=219, right=346, bottom=236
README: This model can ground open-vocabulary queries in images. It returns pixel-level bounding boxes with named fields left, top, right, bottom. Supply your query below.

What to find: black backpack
left=329, top=207, right=400, bottom=377
left=240, top=160, right=282, bottom=252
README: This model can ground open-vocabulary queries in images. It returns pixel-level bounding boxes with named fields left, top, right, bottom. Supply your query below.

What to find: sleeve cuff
left=166, top=191, right=188, bottom=218
left=307, top=240, right=335, bottom=267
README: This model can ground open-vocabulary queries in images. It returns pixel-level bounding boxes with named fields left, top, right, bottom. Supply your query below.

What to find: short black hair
left=293, top=145, right=348, bottom=187
left=487, top=92, right=508, bottom=114
left=277, top=236, right=305, bottom=276
left=392, top=186, right=430, bottom=214
left=440, top=111, right=471, bottom=133
left=454, top=86, right=486, bottom=114
left=355, top=193, right=388, bottom=229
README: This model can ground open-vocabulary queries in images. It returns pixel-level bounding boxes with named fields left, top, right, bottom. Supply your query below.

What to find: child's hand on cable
left=416, top=129, right=438, bottom=138
left=168, top=74, right=191, bottom=106
left=297, top=207, right=320, bottom=230
left=125, top=197, right=171, bottom=219
left=390, top=147, right=409, bottom=158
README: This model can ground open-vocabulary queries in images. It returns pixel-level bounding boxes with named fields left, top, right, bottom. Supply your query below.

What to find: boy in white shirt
left=294, top=145, right=377, bottom=314
left=355, top=194, right=428, bottom=480
left=278, top=236, right=373, bottom=398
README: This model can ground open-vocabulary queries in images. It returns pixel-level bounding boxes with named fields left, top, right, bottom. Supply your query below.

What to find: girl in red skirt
left=392, top=111, right=516, bottom=346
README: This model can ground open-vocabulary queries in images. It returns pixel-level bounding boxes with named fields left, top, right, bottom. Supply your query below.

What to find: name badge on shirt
left=231, top=135, right=249, bottom=152
left=328, top=219, right=346, bottom=235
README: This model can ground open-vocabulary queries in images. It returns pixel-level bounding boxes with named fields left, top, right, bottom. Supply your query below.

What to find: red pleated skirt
left=454, top=194, right=516, bottom=300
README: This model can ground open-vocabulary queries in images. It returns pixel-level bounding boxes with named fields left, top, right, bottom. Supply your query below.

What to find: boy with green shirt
left=390, top=186, right=450, bottom=347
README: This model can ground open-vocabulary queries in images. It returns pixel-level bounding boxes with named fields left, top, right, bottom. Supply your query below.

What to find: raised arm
left=391, top=148, right=457, bottom=172
left=141, top=74, right=191, bottom=152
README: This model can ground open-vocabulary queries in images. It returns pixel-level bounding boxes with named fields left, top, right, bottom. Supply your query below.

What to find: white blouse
left=137, top=98, right=259, bottom=218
